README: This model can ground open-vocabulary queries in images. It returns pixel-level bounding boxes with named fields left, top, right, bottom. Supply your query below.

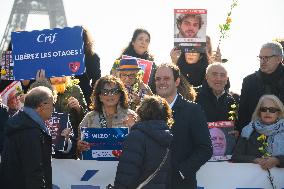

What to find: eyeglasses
left=120, top=73, right=136, bottom=79
left=101, top=88, right=121, bottom=96
left=259, top=107, right=280, bottom=113
left=257, top=55, right=277, bottom=62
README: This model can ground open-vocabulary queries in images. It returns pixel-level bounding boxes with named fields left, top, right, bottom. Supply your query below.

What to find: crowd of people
left=0, top=25, right=284, bottom=189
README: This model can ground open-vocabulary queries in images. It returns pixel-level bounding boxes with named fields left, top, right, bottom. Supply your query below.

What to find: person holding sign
left=75, top=26, right=101, bottom=107
left=114, top=95, right=173, bottom=189
left=175, top=14, right=204, bottom=38
left=30, top=70, right=87, bottom=159
left=77, top=75, right=137, bottom=153
left=232, top=95, right=284, bottom=169
left=117, top=58, right=153, bottom=110
left=195, top=63, right=237, bottom=160
left=111, top=28, right=157, bottom=92
left=170, top=48, right=210, bottom=88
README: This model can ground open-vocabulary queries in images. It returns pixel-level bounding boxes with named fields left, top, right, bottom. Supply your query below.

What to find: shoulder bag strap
left=136, top=148, right=169, bottom=189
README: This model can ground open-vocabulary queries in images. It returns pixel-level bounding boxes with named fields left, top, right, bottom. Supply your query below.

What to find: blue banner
left=81, top=128, right=129, bottom=161
left=11, top=26, right=85, bottom=80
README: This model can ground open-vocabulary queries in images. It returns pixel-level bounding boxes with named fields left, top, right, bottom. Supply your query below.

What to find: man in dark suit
left=155, top=63, right=212, bottom=189
left=237, top=41, right=284, bottom=132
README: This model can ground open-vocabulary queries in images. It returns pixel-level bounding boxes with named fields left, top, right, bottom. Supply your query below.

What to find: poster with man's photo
left=45, top=111, right=71, bottom=152
left=207, top=121, right=236, bottom=161
left=0, top=81, right=24, bottom=116
left=174, top=9, right=207, bottom=53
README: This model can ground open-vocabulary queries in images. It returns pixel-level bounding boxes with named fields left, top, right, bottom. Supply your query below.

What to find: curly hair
left=136, top=95, right=174, bottom=127
left=176, top=14, right=203, bottom=29
left=90, top=75, right=129, bottom=112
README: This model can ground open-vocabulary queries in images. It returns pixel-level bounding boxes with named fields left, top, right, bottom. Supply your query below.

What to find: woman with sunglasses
left=232, top=95, right=284, bottom=168
left=77, top=75, right=137, bottom=153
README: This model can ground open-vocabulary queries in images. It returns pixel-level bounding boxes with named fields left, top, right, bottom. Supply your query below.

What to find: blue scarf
left=241, top=119, right=284, bottom=156
left=23, top=107, right=50, bottom=136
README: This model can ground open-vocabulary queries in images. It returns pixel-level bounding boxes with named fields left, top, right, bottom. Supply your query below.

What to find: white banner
left=52, top=160, right=284, bottom=189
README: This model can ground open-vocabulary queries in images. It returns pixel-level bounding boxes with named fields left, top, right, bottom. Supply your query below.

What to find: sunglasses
left=101, top=88, right=121, bottom=96
left=259, top=107, right=280, bottom=113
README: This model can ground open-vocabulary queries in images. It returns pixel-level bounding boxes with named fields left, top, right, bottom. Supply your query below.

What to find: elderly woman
left=117, top=58, right=152, bottom=110
left=232, top=94, right=284, bottom=169
left=77, top=75, right=137, bottom=152
left=114, top=95, right=173, bottom=189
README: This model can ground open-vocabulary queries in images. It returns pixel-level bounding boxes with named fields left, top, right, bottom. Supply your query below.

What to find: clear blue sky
left=1, top=0, right=284, bottom=93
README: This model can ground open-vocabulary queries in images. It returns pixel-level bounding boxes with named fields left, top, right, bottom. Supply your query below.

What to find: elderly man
left=237, top=41, right=284, bottom=132
left=155, top=63, right=212, bottom=189
left=117, top=58, right=152, bottom=110
left=195, top=63, right=237, bottom=158
left=1, top=86, right=53, bottom=189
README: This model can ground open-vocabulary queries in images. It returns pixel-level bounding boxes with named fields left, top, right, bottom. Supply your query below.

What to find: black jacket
left=231, top=131, right=284, bottom=167
left=0, top=110, right=52, bottom=189
left=114, top=120, right=172, bottom=189
left=195, top=81, right=237, bottom=122
left=0, top=102, right=9, bottom=154
left=75, top=52, right=101, bottom=106
left=237, top=64, right=284, bottom=132
left=171, top=95, right=212, bottom=189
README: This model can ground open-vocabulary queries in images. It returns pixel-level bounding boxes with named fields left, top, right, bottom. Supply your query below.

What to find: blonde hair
left=251, top=94, right=284, bottom=121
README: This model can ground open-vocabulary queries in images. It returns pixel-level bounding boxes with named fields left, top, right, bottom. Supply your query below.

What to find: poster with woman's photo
left=207, top=121, right=236, bottom=161
left=174, top=9, right=207, bottom=52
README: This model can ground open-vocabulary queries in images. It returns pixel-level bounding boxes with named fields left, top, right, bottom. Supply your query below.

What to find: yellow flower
left=257, top=134, right=266, bottom=141
left=258, top=146, right=264, bottom=151
left=228, top=111, right=235, bottom=114
left=228, top=116, right=234, bottom=121
left=226, top=17, right=232, bottom=24
left=1, top=69, right=7, bottom=75
left=231, top=104, right=237, bottom=109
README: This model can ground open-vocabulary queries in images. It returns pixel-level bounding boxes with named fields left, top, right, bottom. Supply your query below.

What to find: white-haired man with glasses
left=237, top=41, right=284, bottom=133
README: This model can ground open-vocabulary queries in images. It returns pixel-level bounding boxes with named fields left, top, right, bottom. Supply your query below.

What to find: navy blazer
left=171, top=94, right=212, bottom=189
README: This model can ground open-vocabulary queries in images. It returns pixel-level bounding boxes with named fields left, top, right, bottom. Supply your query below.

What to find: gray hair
left=251, top=94, right=284, bottom=121
left=261, top=41, right=283, bottom=58
left=24, top=86, right=53, bottom=109
left=206, top=62, right=228, bottom=75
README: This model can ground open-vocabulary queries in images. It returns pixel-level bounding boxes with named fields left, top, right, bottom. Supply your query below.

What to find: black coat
left=114, top=120, right=172, bottom=189
left=75, top=52, right=101, bottom=106
left=0, top=102, right=9, bottom=154
left=171, top=95, right=212, bottom=189
left=0, top=110, right=52, bottom=189
left=195, top=81, right=237, bottom=122
left=231, top=131, right=284, bottom=167
left=237, top=64, right=284, bottom=132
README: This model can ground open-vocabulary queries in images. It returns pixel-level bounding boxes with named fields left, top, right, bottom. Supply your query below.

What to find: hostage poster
left=11, top=26, right=85, bottom=80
